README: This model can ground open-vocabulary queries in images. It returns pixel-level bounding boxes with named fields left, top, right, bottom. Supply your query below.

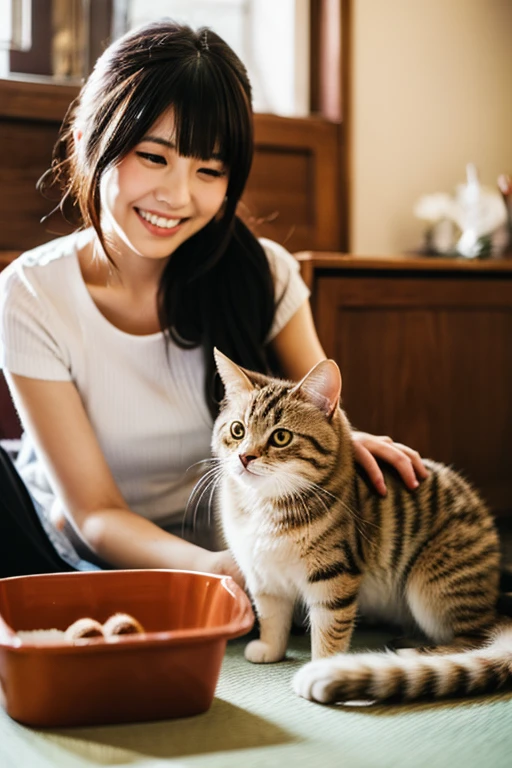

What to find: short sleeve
left=260, top=239, right=311, bottom=342
left=0, top=262, right=72, bottom=381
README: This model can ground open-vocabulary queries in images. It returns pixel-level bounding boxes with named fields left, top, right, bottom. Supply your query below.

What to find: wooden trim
left=309, top=0, right=321, bottom=113
left=340, top=0, right=352, bottom=252
left=295, top=250, right=512, bottom=273
left=0, top=77, right=78, bottom=122
left=309, top=0, right=341, bottom=121
left=9, top=0, right=53, bottom=77
left=88, top=0, right=114, bottom=74
left=252, top=114, right=342, bottom=251
left=309, top=1, right=348, bottom=250
left=9, top=0, right=113, bottom=80
left=253, top=112, right=338, bottom=144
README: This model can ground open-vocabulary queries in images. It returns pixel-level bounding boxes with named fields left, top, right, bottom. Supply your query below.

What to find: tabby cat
left=211, top=349, right=512, bottom=704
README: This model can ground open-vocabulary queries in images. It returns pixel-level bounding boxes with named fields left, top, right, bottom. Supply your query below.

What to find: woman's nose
left=156, top=161, right=192, bottom=209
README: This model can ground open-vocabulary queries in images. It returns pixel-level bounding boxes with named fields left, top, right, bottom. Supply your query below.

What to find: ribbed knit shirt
left=0, top=230, right=310, bottom=527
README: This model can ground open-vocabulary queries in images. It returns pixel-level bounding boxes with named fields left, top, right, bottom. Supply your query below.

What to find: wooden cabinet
left=297, top=252, right=512, bottom=518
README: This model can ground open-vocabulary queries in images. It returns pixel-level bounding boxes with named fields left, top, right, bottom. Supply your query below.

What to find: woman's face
left=99, top=108, right=229, bottom=261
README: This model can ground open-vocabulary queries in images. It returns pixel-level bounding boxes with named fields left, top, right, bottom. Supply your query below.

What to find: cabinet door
left=312, top=272, right=512, bottom=516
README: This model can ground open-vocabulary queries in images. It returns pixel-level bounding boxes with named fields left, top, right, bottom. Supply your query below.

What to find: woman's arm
left=268, top=301, right=428, bottom=494
left=5, top=372, right=243, bottom=584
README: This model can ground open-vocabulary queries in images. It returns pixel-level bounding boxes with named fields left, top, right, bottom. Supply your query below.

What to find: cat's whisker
left=304, top=481, right=338, bottom=502
left=294, top=492, right=313, bottom=545
left=261, top=472, right=309, bottom=534
left=278, top=480, right=314, bottom=540
left=186, top=465, right=219, bottom=504
left=294, top=479, right=366, bottom=549
left=186, top=458, right=222, bottom=473
left=303, top=478, right=378, bottom=546
left=301, top=487, right=332, bottom=543
left=246, top=463, right=273, bottom=478
left=335, top=496, right=376, bottom=547
left=191, top=475, right=220, bottom=535
left=254, top=466, right=374, bottom=552
left=184, top=466, right=222, bottom=535
left=206, top=471, right=224, bottom=532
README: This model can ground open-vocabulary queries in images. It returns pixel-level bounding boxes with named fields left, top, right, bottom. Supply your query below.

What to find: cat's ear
left=290, top=359, right=342, bottom=419
left=214, top=348, right=254, bottom=396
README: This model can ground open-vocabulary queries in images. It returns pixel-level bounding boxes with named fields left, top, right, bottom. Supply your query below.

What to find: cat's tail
left=292, top=625, right=512, bottom=704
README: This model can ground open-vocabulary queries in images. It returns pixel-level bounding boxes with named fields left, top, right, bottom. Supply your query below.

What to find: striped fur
left=211, top=352, right=510, bottom=703
left=293, top=626, right=512, bottom=703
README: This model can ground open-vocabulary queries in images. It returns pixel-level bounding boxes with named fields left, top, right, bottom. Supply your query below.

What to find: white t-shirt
left=0, top=229, right=310, bottom=528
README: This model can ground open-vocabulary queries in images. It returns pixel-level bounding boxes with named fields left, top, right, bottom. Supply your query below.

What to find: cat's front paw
left=244, top=639, right=285, bottom=663
left=292, top=659, right=340, bottom=703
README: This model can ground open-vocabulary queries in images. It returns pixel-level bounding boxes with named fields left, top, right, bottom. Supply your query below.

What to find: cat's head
left=212, top=349, right=347, bottom=499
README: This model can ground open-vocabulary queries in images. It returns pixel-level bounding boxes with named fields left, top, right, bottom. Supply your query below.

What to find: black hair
left=39, top=20, right=275, bottom=416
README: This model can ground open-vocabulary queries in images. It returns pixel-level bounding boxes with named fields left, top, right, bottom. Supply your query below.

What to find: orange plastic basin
left=0, top=569, right=254, bottom=727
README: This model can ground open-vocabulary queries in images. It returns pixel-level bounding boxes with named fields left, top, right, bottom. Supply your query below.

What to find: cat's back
left=354, top=458, right=499, bottom=627
left=355, top=457, right=498, bottom=575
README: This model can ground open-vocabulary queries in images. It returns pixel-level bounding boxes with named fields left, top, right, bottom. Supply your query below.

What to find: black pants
left=0, top=445, right=75, bottom=578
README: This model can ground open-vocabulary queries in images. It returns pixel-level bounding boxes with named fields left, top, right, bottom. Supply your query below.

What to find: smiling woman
left=0, top=19, right=427, bottom=583
left=96, top=115, right=229, bottom=261
left=0, top=20, right=316, bottom=581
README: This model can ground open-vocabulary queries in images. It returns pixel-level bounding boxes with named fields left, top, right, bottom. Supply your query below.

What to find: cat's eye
left=270, top=429, right=292, bottom=447
left=230, top=421, right=245, bottom=440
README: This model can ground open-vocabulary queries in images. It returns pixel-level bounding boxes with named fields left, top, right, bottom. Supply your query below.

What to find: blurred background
left=1, top=0, right=511, bottom=254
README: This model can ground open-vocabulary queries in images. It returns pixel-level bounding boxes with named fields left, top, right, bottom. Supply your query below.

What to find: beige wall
left=350, top=0, right=512, bottom=254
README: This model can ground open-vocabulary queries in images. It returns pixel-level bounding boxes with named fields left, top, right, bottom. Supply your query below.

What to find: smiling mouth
left=135, top=207, right=187, bottom=230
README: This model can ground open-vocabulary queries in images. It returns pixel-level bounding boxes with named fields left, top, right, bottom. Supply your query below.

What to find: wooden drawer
left=297, top=252, right=512, bottom=517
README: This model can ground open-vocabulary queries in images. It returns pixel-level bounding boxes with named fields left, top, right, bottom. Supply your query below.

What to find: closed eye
left=198, top=167, right=226, bottom=178
left=136, top=151, right=167, bottom=166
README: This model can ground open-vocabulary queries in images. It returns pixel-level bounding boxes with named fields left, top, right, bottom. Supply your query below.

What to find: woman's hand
left=352, top=431, right=429, bottom=496
left=205, top=549, right=246, bottom=591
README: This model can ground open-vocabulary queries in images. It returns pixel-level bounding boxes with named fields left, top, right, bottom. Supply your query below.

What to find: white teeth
left=138, top=209, right=181, bottom=229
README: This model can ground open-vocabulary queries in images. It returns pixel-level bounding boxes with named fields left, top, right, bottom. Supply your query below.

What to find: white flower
left=453, top=184, right=507, bottom=238
left=413, top=193, right=457, bottom=224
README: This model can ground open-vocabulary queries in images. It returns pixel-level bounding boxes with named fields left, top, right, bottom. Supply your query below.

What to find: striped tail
left=292, top=627, right=512, bottom=704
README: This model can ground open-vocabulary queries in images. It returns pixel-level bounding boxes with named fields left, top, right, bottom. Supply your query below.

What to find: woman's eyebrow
left=140, top=135, right=223, bottom=160
left=141, top=135, right=175, bottom=149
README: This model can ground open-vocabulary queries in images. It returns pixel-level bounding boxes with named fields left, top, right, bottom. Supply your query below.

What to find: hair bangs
left=173, top=74, right=248, bottom=169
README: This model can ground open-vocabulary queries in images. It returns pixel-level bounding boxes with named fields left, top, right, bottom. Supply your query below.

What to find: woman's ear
left=73, top=128, right=83, bottom=157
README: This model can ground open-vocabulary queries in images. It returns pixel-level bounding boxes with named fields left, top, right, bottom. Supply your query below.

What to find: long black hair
left=39, top=20, right=275, bottom=416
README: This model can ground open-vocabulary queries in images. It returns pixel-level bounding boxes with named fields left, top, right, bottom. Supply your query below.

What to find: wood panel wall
left=0, top=78, right=342, bottom=255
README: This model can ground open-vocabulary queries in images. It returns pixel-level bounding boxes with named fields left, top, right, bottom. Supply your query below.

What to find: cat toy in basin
left=0, top=569, right=253, bottom=727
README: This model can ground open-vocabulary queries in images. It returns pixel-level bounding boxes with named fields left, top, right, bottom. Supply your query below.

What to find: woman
left=0, top=21, right=427, bottom=584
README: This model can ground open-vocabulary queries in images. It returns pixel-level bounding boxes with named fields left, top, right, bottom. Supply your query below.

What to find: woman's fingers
left=210, top=549, right=247, bottom=590
left=352, top=441, right=387, bottom=496
left=352, top=432, right=429, bottom=495
left=379, top=444, right=421, bottom=490
left=392, top=443, right=430, bottom=479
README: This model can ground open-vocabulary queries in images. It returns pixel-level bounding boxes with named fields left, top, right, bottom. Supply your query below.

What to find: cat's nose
left=239, top=453, right=258, bottom=469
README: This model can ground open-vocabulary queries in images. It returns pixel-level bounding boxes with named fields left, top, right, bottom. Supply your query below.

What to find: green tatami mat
left=1, top=630, right=511, bottom=768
